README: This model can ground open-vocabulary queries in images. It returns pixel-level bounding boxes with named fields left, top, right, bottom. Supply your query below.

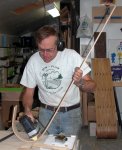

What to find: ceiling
left=0, top=0, right=61, bottom=36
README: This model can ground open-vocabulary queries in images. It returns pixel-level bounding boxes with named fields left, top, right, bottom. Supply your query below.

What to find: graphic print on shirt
left=41, top=65, right=63, bottom=93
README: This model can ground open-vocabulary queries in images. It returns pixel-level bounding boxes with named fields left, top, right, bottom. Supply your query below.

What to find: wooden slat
left=92, top=58, right=118, bottom=138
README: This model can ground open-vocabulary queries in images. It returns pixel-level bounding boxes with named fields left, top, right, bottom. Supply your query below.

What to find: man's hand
left=73, top=67, right=83, bottom=86
left=73, top=67, right=96, bottom=92
left=25, top=111, right=35, bottom=122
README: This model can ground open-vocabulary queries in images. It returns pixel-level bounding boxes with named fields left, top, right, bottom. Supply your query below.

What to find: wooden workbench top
left=0, top=131, right=24, bottom=150
left=0, top=131, right=79, bottom=150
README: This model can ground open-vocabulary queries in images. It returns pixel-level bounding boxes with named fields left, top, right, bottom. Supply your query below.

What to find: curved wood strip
left=12, top=105, right=35, bottom=143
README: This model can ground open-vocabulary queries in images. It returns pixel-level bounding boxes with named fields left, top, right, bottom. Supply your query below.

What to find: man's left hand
left=73, top=67, right=83, bottom=86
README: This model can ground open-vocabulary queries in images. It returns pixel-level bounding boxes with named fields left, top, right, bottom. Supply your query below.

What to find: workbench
left=0, top=131, right=80, bottom=150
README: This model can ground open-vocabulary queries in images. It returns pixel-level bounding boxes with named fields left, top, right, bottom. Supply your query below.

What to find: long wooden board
left=92, top=58, right=118, bottom=138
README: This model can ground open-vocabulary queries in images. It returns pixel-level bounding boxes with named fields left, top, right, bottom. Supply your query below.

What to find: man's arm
left=73, top=67, right=96, bottom=92
left=21, top=87, right=35, bottom=121
left=78, top=75, right=96, bottom=92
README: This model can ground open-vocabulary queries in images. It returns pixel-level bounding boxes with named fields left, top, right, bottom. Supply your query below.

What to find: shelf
left=0, top=56, right=9, bottom=60
left=15, top=55, right=23, bottom=58
left=0, top=55, right=15, bottom=60
left=0, top=47, right=16, bottom=48
left=7, top=75, right=15, bottom=80
left=113, top=81, right=122, bottom=87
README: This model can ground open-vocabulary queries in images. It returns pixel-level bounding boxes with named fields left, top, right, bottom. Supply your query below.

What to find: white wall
left=79, top=0, right=94, bottom=59
left=80, top=0, right=122, bottom=119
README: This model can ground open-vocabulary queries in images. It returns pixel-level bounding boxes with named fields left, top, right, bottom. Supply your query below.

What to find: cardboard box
left=0, top=84, right=23, bottom=128
left=1, top=92, right=22, bottom=101
left=89, top=122, right=96, bottom=136
left=1, top=101, right=20, bottom=128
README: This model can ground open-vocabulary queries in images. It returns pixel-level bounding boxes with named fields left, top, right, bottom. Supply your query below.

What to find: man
left=20, top=25, right=96, bottom=136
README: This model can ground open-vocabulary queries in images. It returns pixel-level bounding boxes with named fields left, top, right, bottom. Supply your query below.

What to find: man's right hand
left=25, top=111, right=35, bottom=122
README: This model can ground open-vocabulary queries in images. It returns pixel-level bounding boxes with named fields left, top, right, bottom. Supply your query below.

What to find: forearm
left=22, top=96, right=33, bottom=113
left=73, top=67, right=96, bottom=93
left=21, top=88, right=34, bottom=114
left=76, top=79, right=96, bottom=93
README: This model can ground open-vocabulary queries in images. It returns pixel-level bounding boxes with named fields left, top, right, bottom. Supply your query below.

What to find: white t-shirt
left=20, top=48, right=91, bottom=107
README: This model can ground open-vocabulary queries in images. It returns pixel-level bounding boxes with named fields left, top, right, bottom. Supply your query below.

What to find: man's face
left=38, top=36, right=58, bottom=63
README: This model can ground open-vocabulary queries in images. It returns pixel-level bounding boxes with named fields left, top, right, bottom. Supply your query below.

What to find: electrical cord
left=0, top=132, right=14, bottom=142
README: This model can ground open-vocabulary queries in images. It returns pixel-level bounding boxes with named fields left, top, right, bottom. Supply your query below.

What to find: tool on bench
left=19, top=115, right=40, bottom=140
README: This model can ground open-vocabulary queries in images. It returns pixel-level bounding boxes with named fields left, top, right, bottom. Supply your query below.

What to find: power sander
left=19, top=115, right=40, bottom=140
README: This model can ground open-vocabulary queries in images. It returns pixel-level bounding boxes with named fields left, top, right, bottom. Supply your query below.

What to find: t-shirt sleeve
left=20, top=59, right=36, bottom=88
left=72, top=50, right=91, bottom=76
left=81, top=60, right=91, bottom=76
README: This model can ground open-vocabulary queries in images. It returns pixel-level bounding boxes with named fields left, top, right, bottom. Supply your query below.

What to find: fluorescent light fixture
left=45, top=3, right=60, bottom=18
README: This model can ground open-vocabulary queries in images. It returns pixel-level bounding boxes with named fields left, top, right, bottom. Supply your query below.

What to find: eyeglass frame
left=38, top=46, right=57, bottom=54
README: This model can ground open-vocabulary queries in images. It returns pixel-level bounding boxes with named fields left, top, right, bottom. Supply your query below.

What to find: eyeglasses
left=38, top=47, right=56, bottom=54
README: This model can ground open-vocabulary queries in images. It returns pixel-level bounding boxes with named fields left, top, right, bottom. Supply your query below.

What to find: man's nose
left=43, top=50, right=48, bottom=56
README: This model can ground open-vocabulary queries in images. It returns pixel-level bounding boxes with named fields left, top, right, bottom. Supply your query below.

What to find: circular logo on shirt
left=42, top=68, right=63, bottom=89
